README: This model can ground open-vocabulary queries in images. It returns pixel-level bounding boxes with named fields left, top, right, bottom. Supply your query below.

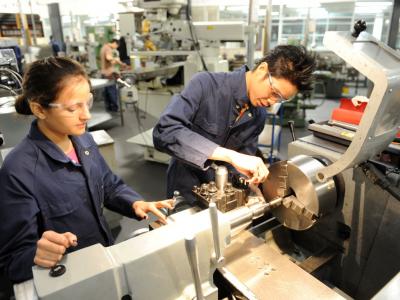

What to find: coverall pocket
left=41, top=183, right=87, bottom=218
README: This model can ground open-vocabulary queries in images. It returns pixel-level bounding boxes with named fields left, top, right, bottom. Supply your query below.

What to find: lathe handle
left=352, top=20, right=367, bottom=38
left=288, top=120, right=296, bottom=142
left=185, top=235, right=205, bottom=300
left=209, top=203, right=224, bottom=266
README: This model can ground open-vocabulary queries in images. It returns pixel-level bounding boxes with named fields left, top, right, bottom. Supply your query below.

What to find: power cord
left=186, top=0, right=208, bottom=71
left=360, top=161, right=400, bottom=201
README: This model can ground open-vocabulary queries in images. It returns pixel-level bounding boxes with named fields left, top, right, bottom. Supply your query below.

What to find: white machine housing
left=33, top=209, right=230, bottom=300
left=138, top=0, right=187, bottom=15
left=317, top=31, right=400, bottom=181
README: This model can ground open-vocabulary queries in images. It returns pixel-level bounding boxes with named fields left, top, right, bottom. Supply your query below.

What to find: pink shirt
left=66, top=147, right=80, bottom=164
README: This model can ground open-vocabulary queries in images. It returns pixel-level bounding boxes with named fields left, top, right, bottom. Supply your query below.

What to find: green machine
left=85, top=25, right=117, bottom=69
left=282, top=92, right=317, bottom=128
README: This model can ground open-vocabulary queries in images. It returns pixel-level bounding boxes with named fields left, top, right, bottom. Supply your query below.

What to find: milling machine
left=133, top=0, right=246, bottom=85
left=123, top=0, right=247, bottom=164
left=31, top=22, right=400, bottom=299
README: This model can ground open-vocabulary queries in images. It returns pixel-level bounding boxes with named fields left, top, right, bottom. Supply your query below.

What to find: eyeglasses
left=268, top=73, right=290, bottom=103
left=46, top=93, right=93, bottom=114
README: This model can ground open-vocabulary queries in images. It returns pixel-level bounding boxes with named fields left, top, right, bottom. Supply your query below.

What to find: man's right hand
left=34, top=231, right=77, bottom=268
left=229, top=151, right=269, bottom=184
left=210, top=147, right=269, bottom=184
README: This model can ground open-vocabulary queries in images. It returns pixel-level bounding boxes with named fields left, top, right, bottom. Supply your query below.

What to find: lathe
left=32, top=22, right=400, bottom=299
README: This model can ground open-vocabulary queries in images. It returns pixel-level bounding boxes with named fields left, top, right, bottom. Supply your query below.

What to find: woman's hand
left=34, top=231, right=77, bottom=268
left=133, top=199, right=175, bottom=225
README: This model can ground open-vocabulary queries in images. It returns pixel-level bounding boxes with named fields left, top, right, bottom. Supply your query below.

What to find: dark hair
left=15, top=57, right=89, bottom=115
left=118, top=37, right=129, bottom=61
left=110, top=38, right=119, bottom=44
left=253, top=45, right=316, bottom=92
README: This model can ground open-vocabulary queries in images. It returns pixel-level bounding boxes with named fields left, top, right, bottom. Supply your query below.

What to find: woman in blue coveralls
left=153, top=45, right=316, bottom=205
left=0, top=57, right=174, bottom=287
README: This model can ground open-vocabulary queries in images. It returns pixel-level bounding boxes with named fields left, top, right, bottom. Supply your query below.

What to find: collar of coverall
left=233, top=65, right=251, bottom=109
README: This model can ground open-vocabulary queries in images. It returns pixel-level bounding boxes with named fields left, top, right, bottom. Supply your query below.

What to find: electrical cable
left=118, top=78, right=152, bottom=149
left=186, top=0, right=208, bottom=71
left=7, top=68, right=23, bottom=82
left=354, top=160, right=397, bottom=293
left=0, top=67, right=22, bottom=93
left=360, top=161, right=400, bottom=201
left=308, top=96, right=326, bottom=107
left=0, top=84, right=18, bottom=96
left=0, top=67, right=22, bottom=86
left=132, top=87, right=151, bottom=148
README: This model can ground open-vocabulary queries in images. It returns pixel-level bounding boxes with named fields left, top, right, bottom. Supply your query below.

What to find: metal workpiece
left=225, top=199, right=271, bottom=236
left=262, top=155, right=339, bottom=230
left=225, top=206, right=254, bottom=235
left=317, top=28, right=400, bottom=182
left=215, top=165, right=228, bottom=191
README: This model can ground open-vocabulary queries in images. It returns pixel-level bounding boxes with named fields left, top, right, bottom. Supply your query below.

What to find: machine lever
left=352, top=19, right=367, bottom=38
left=209, top=203, right=224, bottom=266
left=288, top=120, right=296, bottom=141
left=185, top=235, right=205, bottom=300
left=116, top=78, right=132, bottom=88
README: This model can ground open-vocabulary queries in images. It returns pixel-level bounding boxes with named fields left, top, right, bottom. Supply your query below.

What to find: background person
left=100, top=38, right=126, bottom=112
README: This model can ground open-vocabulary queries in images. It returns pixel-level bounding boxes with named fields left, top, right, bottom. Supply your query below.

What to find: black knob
left=49, top=264, right=66, bottom=277
left=352, top=20, right=367, bottom=38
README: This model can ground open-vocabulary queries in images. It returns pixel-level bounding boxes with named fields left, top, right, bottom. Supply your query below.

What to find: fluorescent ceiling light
left=295, top=8, right=308, bottom=15
left=355, top=2, right=391, bottom=7
left=197, top=0, right=247, bottom=5
left=225, top=6, right=247, bottom=12
left=355, top=7, right=385, bottom=14
left=285, top=0, right=321, bottom=8
left=310, top=7, right=328, bottom=18
left=258, top=8, right=266, bottom=15
left=257, top=9, right=279, bottom=16
left=123, top=7, right=145, bottom=13
left=295, top=7, right=328, bottom=16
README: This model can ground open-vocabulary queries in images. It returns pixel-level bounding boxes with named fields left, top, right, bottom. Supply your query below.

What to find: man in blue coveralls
left=153, top=45, right=316, bottom=205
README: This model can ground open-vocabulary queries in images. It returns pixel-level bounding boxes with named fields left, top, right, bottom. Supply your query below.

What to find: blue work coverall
left=153, top=66, right=267, bottom=204
left=0, top=121, right=143, bottom=283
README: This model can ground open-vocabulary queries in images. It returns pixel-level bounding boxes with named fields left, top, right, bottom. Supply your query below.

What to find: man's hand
left=133, top=199, right=176, bottom=225
left=229, top=152, right=269, bottom=184
left=121, top=63, right=130, bottom=71
left=210, top=147, right=269, bottom=184
left=34, top=231, right=77, bottom=268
